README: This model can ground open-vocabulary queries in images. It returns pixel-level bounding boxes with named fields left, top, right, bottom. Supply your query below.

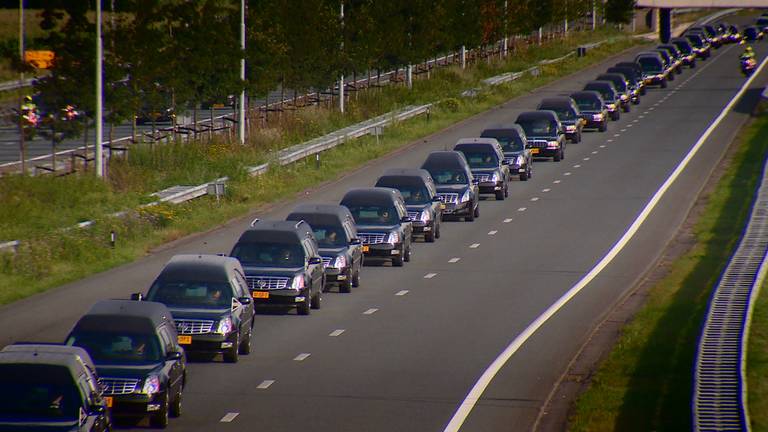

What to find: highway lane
left=1, top=21, right=765, bottom=432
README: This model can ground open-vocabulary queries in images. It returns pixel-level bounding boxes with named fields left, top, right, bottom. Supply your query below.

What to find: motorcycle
left=741, top=57, right=757, bottom=76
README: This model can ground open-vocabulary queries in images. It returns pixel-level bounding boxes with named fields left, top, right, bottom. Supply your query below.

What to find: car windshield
left=0, top=365, right=81, bottom=422
left=518, top=118, right=556, bottom=136
left=391, top=186, right=431, bottom=205
left=68, top=331, right=162, bottom=365
left=547, top=107, right=576, bottom=120
left=610, top=80, right=627, bottom=91
left=426, top=169, right=468, bottom=185
left=147, top=281, right=233, bottom=308
left=346, top=205, right=399, bottom=225
left=638, top=58, right=662, bottom=72
left=493, top=136, right=524, bottom=152
left=460, top=151, right=498, bottom=168
left=574, top=97, right=601, bottom=111
left=311, top=225, right=347, bottom=247
left=231, top=242, right=305, bottom=267
left=688, top=36, right=704, bottom=47
left=674, top=42, right=692, bottom=53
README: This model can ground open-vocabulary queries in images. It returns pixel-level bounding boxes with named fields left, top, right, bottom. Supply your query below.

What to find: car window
left=147, top=280, right=234, bottom=308
left=637, top=57, right=662, bottom=72
left=312, top=225, right=347, bottom=247
left=158, top=326, right=174, bottom=353
left=68, top=332, right=163, bottom=365
left=459, top=151, right=499, bottom=168
left=0, top=365, right=82, bottom=422
left=427, top=169, right=468, bottom=185
left=393, top=185, right=430, bottom=205
left=346, top=205, right=399, bottom=225
left=517, top=118, right=556, bottom=136
left=231, top=242, right=305, bottom=267
left=574, top=97, right=600, bottom=110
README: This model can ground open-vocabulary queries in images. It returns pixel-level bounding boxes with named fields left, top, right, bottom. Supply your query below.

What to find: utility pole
left=18, top=0, right=25, bottom=174
left=239, top=0, right=246, bottom=144
left=592, top=0, right=596, bottom=31
left=95, top=0, right=104, bottom=177
left=503, top=0, right=508, bottom=56
left=339, top=1, right=345, bottom=113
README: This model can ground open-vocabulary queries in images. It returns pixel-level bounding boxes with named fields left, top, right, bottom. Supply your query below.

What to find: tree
left=605, top=0, right=636, bottom=25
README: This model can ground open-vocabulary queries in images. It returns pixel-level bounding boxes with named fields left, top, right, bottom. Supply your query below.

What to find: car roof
left=570, top=90, right=604, bottom=101
left=455, top=137, right=501, bottom=147
left=286, top=204, right=354, bottom=227
left=538, top=97, right=575, bottom=108
left=481, top=124, right=527, bottom=140
left=341, top=187, right=404, bottom=207
left=73, top=299, right=173, bottom=335
left=376, top=169, right=435, bottom=189
left=0, top=344, right=96, bottom=373
left=585, top=80, right=617, bottom=90
left=516, top=110, right=559, bottom=121
left=597, top=73, right=626, bottom=82
left=236, top=220, right=313, bottom=244
left=606, top=67, right=637, bottom=78
left=156, top=254, right=242, bottom=283
left=421, top=151, right=469, bottom=169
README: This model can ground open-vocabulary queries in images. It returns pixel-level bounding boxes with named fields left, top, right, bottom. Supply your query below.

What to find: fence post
left=461, top=45, right=466, bottom=69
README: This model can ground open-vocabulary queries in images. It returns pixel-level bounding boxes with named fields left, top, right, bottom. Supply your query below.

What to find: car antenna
left=250, top=218, right=260, bottom=227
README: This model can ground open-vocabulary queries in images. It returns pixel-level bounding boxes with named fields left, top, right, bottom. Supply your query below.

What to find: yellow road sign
left=24, top=50, right=55, bottom=69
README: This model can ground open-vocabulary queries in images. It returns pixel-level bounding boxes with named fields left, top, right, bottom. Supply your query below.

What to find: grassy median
left=748, top=251, right=768, bottom=430
left=569, top=115, right=768, bottom=431
left=0, top=29, right=643, bottom=305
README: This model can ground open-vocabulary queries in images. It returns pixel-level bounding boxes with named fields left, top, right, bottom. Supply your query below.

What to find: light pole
left=339, top=1, right=345, bottom=114
left=239, top=0, right=246, bottom=144
left=18, top=0, right=25, bottom=174
left=95, top=0, right=104, bottom=177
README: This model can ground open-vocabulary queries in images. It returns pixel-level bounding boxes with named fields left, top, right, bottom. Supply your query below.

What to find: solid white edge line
left=220, top=412, right=239, bottom=422
left=442, top=51, right=768, bottom=432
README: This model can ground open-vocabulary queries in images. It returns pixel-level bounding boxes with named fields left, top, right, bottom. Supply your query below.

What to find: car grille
left=529, top=139, right=548, bottom=149
left=436, top=192, right=459, bottom=204
left=407, top=211, right=420, bottom=220
left=99, top=377, right=139, bottom=395
left=174, top=319, right=214, bottom=335
left=474, top=174, right=491, bottom=182
left=245, top=276, right=290, bottom=290
left=358, top=232, right=387, bottom=244
left=321, top=256, right=333, bottom=267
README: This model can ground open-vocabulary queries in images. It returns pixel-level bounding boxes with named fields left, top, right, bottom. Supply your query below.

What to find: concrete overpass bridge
left=637, top=0, right=768, bottom=42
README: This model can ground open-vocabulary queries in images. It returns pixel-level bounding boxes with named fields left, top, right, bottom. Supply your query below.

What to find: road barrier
left=0, top=78, right=36, bottom=92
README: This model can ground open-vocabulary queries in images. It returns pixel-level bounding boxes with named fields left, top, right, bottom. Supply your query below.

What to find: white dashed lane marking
left=564, top=172, right=572, bottom=176
left=488, top=231, right=497, bottom=236
left=503, top=218, right=514, bottom=223
left=573, top=164, right=581, bottom=168
left=518, top=207, right=527, bottom=211
left=583, top=157, right=590, bottom=161
left=542, top=188, right=551, bottom=192
left=395, top=290, right=409, bottom=296
left=469, top=243, right=481, bottom=249
left=599, top=145, right=606, bottom=148
left=530, top=197, right=539, bottom=202
left=553, top=180, right=561, bottom=184
left=220, top=413, right=239, bottom=423
left=613, top=134, right=621, bottom=137
left=591, top=151, right=598, bottom=154
left=257, top=380, right=275, bottom=389
left=639, top=115, right=645, bottom=118
left=449, top=257, right=461, bottom=263
left=294, top=353, right=311, bottom=361
left=329, top=329, right=346, bottom=337
left=363, top=308, right=378, bottom=315
left=620, top=128, right=627, bottom=132
left=424, top=273, right=437, bottom=279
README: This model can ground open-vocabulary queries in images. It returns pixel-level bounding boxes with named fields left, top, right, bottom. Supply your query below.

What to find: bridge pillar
left=659, top=8, right=672, bottom=43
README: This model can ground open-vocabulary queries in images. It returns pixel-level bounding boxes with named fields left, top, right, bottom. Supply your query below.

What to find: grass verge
left=0, top=30, right=643, bottom=305
left=569, top=115, right=768, bottom=431
left=748, top=233, right=768, bottom=428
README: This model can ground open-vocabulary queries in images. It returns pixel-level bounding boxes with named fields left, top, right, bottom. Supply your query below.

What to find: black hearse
left=375, top=168, right=443, bottom=242
left=420, top=151, right=480, bottom=221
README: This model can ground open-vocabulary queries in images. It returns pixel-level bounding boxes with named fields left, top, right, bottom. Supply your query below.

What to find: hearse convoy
left=0, top=18, right=756, bottom=430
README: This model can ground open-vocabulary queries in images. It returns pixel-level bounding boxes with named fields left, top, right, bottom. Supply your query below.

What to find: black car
left=651, top=48, right=680, bottom=76
left=0, top=344, right=111, bottom=432
left=743, top=26, right=764, bottom=42
left=421, top=151, right=480, bottom=221
left=686, top=34, right=711, bottom=59
left=691, top=25, right=723, bottom=47
left=570, top=91, right=608, bottom=132
left=454, top=138, right=509, bottom=200
left=614, top=61, right=646, bottom=95
left=340, top=188, right=413, bottom=266
left=583, top=81, right=621, bottom=120
left=66, top=300, right=187, bottom=428
left=286, top=204, right=364, bottom=292
left=606, top=67, right=644, bottom=102
left=656, top=45, right=684, bottom=74
left=757, top=17, right=768, bottom=33
left=635, top=54, right=669, bottom=88
left=537, top=97, right=585, bottom=142
left=375, top=169, right=443, bottom=242
left=480, top=123, right=533, bottom=181
left=515, top=111, right=566, bottom=161
left=138, top=255, right=255, bottom=363
left=230, top=220, right=325, bottom=315
left=595, top=74, right=633, bottom=111
left=668, top=38, right=697, bottom=68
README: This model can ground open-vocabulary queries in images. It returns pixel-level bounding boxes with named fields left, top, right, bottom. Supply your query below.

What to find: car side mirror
left=501, top=159, right=510, bottom=165
left=432, top=195, right=442, bottom=202
left=167, top=351, right=182, bottom=361
left=525, top=143, right=533, bottom=149
left=238, top=296, right=252, bottom=305
left=401, top=216, right=412, bottom=223
left=90, top=403, right=107, bottom=414
left=350, top=238, right=362, bottom=245
left=471, top=178, right=479, bottom=185
left=130, top=293, right=144, bottom=301
left=308, top=256, right=322, bottom=265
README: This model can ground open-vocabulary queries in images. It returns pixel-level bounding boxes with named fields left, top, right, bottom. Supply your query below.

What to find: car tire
left=150, top=393, right=170, bottom=428
left=239, top=328, right=252, bottom=354
left=310, top=289, right=321, bottom=309
left=690, top=60, right=697, bottom=68
left=435, top=221, right=441, bottom=239
left=352, top=268, right=361, bottom=287
left=622, top=103, right=631, bottom=113
left=339, top=274, right=352, bottom=293
left=661, top=78, right=668, bottom=88
left=465, top=206, right=475, bottom=222
left=574, top=131, right=582, bottom=143
left=599, top=121, right=608, bottom=132
left=632, top=97, right=640, bottom=105
left=495, top=188, right=505, bottom=200
left=392, top=251, right=405, bottom=266
left=223, top=333, right=239, bottom=363
left=520, top=169, right=529, bottom=181
left=404, top=243, right=412, bottom=262
left=641, top=86, right=647, bottom=95
left=170, top=386, right=182, bottom=418
left=668, top=73, right=675, bottom=81
left=425, top=226, right=436, bottom=243
left=297, top=291, right=311, bottom=315
left=474, top=204, right=480, bottom=218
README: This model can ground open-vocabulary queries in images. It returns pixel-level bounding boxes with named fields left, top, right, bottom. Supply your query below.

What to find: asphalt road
left=1, top=20, right=766, bottom=432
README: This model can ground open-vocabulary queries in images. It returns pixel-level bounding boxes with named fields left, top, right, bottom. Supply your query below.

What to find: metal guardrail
left=0, top=78, right=35, bottom=92
left=693, top=157, right=768, bottom=432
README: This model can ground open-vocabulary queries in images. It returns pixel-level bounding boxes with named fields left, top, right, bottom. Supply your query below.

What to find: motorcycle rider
left=741, top=45, right=755, bottom=62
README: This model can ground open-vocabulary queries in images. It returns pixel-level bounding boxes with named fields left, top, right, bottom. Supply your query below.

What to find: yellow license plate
left=531, top=148, right=540, bottom=154
left=363, top=245, right=370, bottom=253
left=104, top=396, right=113, bottom=408
left=212, top=103, right=225, bottom=108
left=252, top=291, right=269, bottom=299
left=177, top=335, right=192, bottom=345
left=440, top=203, right=446, bottom=209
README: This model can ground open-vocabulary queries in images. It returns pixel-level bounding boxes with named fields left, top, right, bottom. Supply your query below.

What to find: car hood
left=0, top=421, right=80, bottom=431
left=242, top=266, right=303, bottom=278
left=96, top=363, right=163, bottom=379
left=318, top=246, right=347, bottom=257
left=355, top=224, right=400, bottom=233
left=560, top=119, right=579, bottom=125
left=503, top=150, right=524, bottom=157
left=470, top=168, right=500, bottom=175
left=579, top=109, right=601, bottom=115
left=525, top=134, right=558, bottom=141
left=167, top=307, right=230, bottom=321
left=435, top=184, right=470, bottom=194
left=405, top=203, right=430, bottom=212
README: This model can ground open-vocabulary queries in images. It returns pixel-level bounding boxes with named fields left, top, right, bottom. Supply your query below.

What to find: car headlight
left=141, top=375, right=161, bottom=397
left=419, top=210, right=431, bottom=223
left=215, top=317, right=233, bottom=335
left=620, top=94, right=628, bottom=101
left=386, top=231, right=400, bottom=244
left=330, top=254, right=347, bottom=269
left=515, top=155, right=525, bottom=165
left=565, top=124, right=576, bottom=132
left=592, top=113, right=604, bottom=121
left=290, top=275, right=305, bottom=290
left=460, top=189, right=472, bottom=203
left=547, top=140, right=559, bottom=148
left=490, top=172, right=501, bottom=182
left=606, top=103, right=616, bottom=110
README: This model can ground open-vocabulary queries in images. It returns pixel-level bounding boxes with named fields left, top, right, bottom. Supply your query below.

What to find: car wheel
left=661, top=78, right=668, bottom=88
left=668, top=73, right=675, bottom=81
left=223, top=333, right=239, bottom=363
left=425, top=225, right=436, bottom=243
left=404, top=243, right=412, bottom=262
left=392, top=250, right=405, bottom=266
left=435, top=221, right=441, bottom=239
left=495, top=188, right=505, bottom=200
left=641, top=86, right=647, bottom=95
left=520, top=169, right=529, bottom=181
left=239, top=327, right=252, bottom=354
left=310, top=289, right=321, bottom=309
left=339, top=273, right=352, bottom=293
left=150, top=392, right=170, bottom=428
left=465, top=207, right=475, bottom=222
left=352, top=268, right=361, bottom=287
left=574, top=131, right=582, bottom=143
left=612, top=111, right=620, bottom=121
left=297, top=291, right=311, bottom=315
left=170, top=385, right=182, bottom=418
left=691, top=60, right=697, bottom=68
left=632, top=97, right=640, bottom=105
left=622, top=103, right=630, bottom=113
left=599, top=121, right=608, bottom=132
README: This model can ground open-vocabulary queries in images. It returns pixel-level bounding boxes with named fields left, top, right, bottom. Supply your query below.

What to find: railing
left=692, top=150, right=768, bottom=432
left=0, top=78, right=36, bottom=92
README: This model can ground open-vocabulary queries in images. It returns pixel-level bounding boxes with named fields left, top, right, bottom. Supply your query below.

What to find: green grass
left=569, top=116, right=768, bottom=431
left=748, top=236, right=768, bottom=428
left=0, top=29, right=643, bottom=305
